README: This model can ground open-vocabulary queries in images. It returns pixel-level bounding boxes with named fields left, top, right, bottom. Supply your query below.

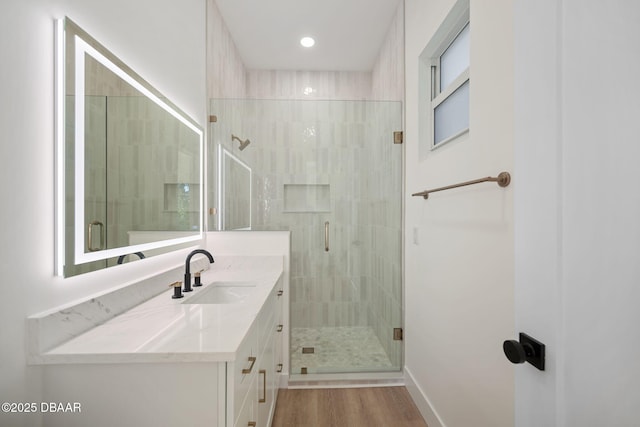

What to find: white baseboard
left=404, top=366, right=446, bottom=427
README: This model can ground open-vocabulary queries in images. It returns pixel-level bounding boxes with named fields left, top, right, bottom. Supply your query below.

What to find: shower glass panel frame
left=209, top=98, right=403, bottom=375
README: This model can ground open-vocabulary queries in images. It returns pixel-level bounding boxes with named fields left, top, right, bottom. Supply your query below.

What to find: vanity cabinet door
left=257, top=331, right=275, bottom=426
left=228, top=326, right=257, bottom=426
left=234, top=374, right=257, bottom=427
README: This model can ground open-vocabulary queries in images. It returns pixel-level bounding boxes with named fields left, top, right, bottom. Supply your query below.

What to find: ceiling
left=214, top=0, right=402, bottom=71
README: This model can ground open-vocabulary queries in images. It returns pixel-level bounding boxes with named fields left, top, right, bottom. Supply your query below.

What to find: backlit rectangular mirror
left=55, top=17, right=204, bottom=277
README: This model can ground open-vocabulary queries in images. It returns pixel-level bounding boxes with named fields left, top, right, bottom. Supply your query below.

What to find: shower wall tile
left=207, top=0, right=247, bottom=98
left=371, top=1, right=405, bottom=101
left=84, top=56, right=141, bottom=97
left=73, top=95, right=200, bottom=276
left=246, top=70, right=372, bottom=100
left=107, top=97, right=200, bottom=238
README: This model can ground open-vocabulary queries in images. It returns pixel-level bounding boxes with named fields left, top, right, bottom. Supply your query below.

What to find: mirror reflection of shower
left=217, top=145, right=252, bottom=231
left=231, top=134, right=251, bottom=150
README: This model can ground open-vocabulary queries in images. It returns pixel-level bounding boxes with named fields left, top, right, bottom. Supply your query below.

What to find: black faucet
left=184, top=249, right=214, bottom=292
left=116, top=251, right=146, bottom=264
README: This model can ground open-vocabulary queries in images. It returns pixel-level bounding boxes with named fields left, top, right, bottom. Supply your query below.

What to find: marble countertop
left=39, top=256, right=283, bottom=365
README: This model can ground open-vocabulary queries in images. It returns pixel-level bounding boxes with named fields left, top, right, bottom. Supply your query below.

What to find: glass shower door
left=210, top=98, right=403, bottom=375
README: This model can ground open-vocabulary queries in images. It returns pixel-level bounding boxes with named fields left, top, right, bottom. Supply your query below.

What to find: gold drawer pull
left=259, top=369, right=267, bottom=403
left=248, top=422, right=256, bottom=427
left=276, top=324, right=283, bottom=332
left=242, top=356, right=256, bottom=374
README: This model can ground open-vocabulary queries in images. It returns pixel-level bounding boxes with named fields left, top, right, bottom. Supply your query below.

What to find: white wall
left=403, top=1, right=514, bottom=426
left=0, top=1, right=205, bottom=426
left=514, top=0, right=640, bottom=425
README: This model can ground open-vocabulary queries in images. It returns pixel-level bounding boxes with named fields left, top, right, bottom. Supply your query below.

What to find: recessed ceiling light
left=300, top=37, right=315, bottom=48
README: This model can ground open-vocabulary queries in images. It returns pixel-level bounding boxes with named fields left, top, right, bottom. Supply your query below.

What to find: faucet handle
left=194, top=270, right=203, bottom=287
left=169, top=281, right=183, bottom=299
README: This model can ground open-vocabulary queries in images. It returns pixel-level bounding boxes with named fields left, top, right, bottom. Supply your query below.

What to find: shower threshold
left=287, top=371, right=405, bottom=389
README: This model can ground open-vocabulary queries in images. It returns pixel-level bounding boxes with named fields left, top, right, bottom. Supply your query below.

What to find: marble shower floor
left=290, top=326, right=393, bottom=374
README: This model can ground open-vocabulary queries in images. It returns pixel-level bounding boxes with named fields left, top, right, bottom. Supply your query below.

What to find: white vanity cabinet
left=226, top=280, right=283, bottom=427
left=35, top=256, right=287, bottom=427
left=41, top=281, right=284, bottom=427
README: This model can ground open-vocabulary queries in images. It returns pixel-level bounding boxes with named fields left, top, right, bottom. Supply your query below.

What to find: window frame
left=418, top=0, right=470, bottom=154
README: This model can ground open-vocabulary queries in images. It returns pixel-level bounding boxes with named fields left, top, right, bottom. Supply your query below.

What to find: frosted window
left=440, top=23, right=470, bottom=90
left=434, top=80, right=469, bottom=145
left=418, top=0, right=469, bottom=152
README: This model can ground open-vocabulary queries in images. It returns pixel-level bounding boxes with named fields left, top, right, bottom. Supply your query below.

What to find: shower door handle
left=324, top=221, right=329, bottom=252
left=87, top=220, right=105, bottom=252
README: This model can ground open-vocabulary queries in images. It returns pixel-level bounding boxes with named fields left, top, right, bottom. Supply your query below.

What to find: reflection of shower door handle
left=325, top=221, right=329, bottom=252
left=88, top=221, right=104, bottom=252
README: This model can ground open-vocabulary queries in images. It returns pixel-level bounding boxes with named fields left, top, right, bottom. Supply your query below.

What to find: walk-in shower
left=210, top=98, right=403, bottom=376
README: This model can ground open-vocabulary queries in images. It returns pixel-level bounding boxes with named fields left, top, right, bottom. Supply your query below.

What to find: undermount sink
left=182, top=281, right=257, bottom=304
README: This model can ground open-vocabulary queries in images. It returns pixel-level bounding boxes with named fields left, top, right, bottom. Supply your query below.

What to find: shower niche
left=283, top=184, right=331, bottom=213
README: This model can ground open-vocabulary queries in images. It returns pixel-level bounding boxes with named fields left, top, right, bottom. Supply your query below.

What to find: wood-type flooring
left=271, top=386, right=428, bottom=427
